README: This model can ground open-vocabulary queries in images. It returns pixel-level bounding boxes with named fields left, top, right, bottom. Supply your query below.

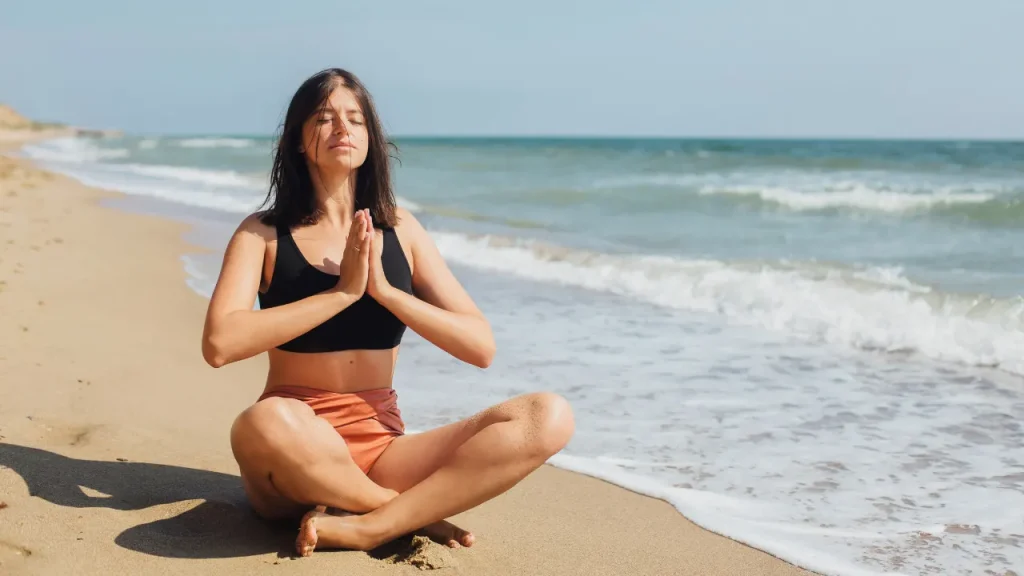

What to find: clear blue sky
left=2, top=0, right=1022, bottom=139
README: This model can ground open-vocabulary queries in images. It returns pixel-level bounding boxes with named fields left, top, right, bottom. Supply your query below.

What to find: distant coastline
left=0, top=103, right=122, bottom=141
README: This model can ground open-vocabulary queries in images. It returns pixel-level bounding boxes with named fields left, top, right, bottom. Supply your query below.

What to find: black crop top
left=257, top=225, right=413, bottom=353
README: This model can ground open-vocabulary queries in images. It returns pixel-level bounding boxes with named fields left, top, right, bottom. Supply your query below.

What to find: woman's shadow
left=0, top=443, right=295, bottom=559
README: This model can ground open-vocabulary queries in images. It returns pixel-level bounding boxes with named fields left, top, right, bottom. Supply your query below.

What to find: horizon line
left=101, top=130, right=1024, bottom=144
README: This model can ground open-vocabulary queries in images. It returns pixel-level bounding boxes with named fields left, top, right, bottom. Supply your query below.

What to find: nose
left=332, top=117, right=348, bottom=136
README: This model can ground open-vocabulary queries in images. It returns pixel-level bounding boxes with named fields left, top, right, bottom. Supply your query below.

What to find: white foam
left=548, top=454, right=909, bottom=576
left=849, top=265, right=932, bottom=293
left=180, top=254, right=214, bottom=299
left=45, top=164, right=263, bottom=214
left=591, top=173, right=709, bottom=189
left=701, top=184, right=995, bottom=213
left=176, top=137, right=254, bottom=149
left=590, top=172, right=1009, bottom=214
left=431, top=231, right=1024, bottom=377
left=21, top=137, right=130, bottom=163
left=115, top=164, right=260, bottom=188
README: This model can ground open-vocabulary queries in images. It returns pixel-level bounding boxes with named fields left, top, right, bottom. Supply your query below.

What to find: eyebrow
left=317, top=108, right=364, bottom=115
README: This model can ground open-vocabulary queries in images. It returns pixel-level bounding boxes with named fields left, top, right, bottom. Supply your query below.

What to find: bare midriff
left=263, top=347, right=400, bottom=396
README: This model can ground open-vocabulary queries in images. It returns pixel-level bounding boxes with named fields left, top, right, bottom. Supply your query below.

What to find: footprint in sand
left=38, top=423, right=100, bottom=448
left=0, top=539, right=33, bottom=567
left=66, top=425, right=98, bottom=447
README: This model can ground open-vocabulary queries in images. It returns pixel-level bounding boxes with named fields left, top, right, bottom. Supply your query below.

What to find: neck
left=311, top=166, right=358, bottom=227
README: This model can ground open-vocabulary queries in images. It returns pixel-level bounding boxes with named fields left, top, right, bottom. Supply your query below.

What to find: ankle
left=355, top=511, right=399, bottom=550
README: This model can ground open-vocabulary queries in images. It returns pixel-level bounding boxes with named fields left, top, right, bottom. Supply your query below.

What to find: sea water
left=20, top=135, right=1024, bottom=575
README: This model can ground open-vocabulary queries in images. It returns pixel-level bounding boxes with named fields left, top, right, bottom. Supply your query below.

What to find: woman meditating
left=200, top=67, right=575, bottom=556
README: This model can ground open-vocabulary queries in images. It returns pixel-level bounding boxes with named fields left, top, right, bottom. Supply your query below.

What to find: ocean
left=18, top=135, right=1024, bottom=576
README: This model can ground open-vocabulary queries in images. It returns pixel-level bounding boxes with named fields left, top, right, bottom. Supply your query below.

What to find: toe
left=295, top=511, right=321, bottom=557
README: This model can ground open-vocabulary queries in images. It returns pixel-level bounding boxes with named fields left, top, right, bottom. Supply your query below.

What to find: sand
left=0, top=130, right=815, bottom=575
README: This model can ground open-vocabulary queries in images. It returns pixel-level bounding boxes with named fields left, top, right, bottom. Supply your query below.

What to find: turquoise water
left=20, top=135, right=1024, bottom=576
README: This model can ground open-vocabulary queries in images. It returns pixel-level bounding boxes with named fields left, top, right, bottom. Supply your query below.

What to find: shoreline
left=0, top=132, right=814, bottom=575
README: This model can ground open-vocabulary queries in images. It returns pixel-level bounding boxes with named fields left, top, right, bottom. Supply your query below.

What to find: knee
left=230, top=397, right=311, bottom=458
left=523, top=392, right=575, bottom=459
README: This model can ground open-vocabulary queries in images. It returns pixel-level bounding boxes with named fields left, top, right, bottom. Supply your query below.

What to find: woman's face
left=300, top=85, right=369, bottom=172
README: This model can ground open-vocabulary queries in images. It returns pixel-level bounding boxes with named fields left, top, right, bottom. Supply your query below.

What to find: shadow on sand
left=0, top=443, right=295, bottom=559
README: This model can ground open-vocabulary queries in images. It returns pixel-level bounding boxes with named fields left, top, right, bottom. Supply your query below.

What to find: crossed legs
left=230, top=391, right=575, bottom=554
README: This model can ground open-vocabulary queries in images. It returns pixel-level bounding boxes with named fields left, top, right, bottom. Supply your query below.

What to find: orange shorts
left=257, top=385, right=405, bottom=474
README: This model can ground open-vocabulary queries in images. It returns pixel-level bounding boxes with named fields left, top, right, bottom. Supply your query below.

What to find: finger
left=348, top=218, right=366, bottom=256
left=348, top=212, right=363, bottom=242
left=356, top=211, right=367, bottom=238
left=361, top=224, right=372, bottom=253
left=346, top=226, right=359, bottom=255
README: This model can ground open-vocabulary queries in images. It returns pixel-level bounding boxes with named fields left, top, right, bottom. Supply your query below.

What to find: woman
left=200, top=68, right=575, bottom=556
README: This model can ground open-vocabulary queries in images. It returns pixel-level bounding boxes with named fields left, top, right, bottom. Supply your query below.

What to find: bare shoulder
left=236, top=211, right=277, bottom=242
left=220, top=211, right=277, bottom=271
left=207, top=212, right=276, bottom=315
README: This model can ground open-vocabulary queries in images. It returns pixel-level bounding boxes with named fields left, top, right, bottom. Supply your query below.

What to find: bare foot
left=295, top=507, right=378, bottom=554
left=418, top=520, right=475, bottom=548
left=296, top=508, right=325, bottom=557
left=297, top=508, right=472, bottom=554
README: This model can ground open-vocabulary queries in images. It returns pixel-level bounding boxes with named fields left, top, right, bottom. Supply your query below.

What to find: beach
left=0, top=129, right=815, bottom=575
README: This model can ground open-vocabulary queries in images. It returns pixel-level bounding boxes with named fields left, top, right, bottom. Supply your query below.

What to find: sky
left=1, top=0, right=1022, bottom=139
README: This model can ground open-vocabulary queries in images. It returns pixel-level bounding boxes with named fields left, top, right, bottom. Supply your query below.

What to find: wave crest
left=432, top=231, right=1024, bottom=376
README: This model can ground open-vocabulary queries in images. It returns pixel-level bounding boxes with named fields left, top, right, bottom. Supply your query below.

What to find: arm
left=373, top=210, right=496, bottom=369
left=200, top=214, right=360, bottom=368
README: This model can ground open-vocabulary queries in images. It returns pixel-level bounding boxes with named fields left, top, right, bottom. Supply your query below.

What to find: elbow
left=204, top=352, right=228, bottom=369
left=471, top=339, right=496, bottom=370
left=201, top=331, right=231, bottom=369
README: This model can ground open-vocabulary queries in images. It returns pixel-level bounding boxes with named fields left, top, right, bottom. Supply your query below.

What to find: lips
left=329, top=141, right=355, bottom=150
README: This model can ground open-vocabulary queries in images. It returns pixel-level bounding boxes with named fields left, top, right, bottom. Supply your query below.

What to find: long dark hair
left=259, top=68, right=398, bottom=229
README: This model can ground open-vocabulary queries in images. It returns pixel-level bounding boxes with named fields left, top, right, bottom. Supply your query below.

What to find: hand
left=335, top=209, right=371, bottom=298
left=366, top=225, right=393, bottom=301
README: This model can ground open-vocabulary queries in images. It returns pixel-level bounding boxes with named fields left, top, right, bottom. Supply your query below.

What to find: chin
left=315, top=152, right=366, bottom=171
